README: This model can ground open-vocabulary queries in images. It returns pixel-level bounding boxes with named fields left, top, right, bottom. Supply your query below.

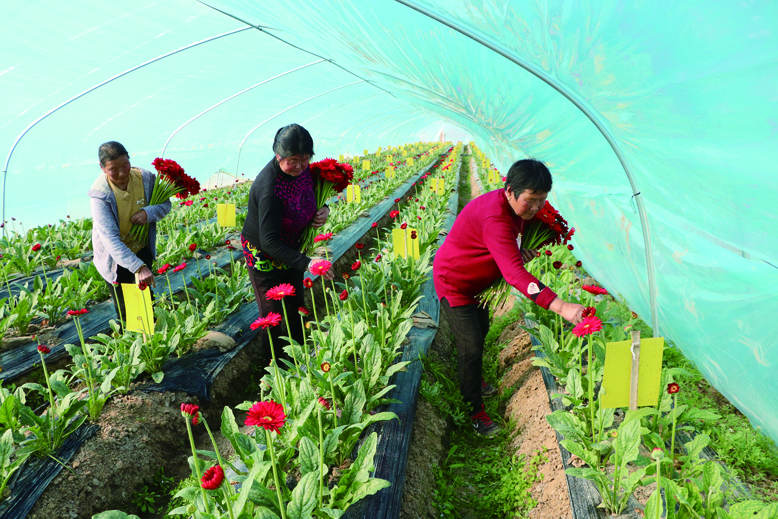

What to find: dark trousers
left=247, top=267, right=305, bottom=364
left=107, top=247, right=154, bottom=324
left=440, top=297, right=490, bottom=415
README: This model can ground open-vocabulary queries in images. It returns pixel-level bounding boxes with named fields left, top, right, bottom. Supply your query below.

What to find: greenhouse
left=1, top=1, right=776, bottom=518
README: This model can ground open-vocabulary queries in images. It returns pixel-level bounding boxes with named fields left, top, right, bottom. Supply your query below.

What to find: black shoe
left=470, top=405, right=501, bottom=437
left=481, top=378, right=498, bottom=398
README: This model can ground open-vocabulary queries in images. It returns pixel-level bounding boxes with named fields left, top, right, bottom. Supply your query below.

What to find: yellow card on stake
left=346, top=184, right=361, bottom=203
left=216, top=203, right=236, bottom=227
left=122, top=283, right=154, bottom=334
left=600, top=337, right=665, bottom=408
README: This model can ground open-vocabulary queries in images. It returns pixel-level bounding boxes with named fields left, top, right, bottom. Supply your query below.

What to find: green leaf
left=565, top=368, right=584, bottom=400
left=323, top=426, right=347, bottom=463
left=150, top=371, right=164, bottom=383
left=729, top=500, right=768, bottom=516
left=297, top=436, right=319, bottom=476
left=286, top=471, right=318, bottom=519
left=252, top=506, right=281, bottom=519
left=350, top=477, right=391, bottom=503
left=560, top=439, right=598, bottom=468
left=0, top=395, right=17, bottom=427
left=319, top=508, right=345, bottom=519
left=702, top=460, right=723, bottom=493
left=643, top=486, right=661, bottom=519
left=683, top=433, right=710, bottom=461
left=546, top=409, right=586, bottom=443
left=384, top=360, right=411, bottom=379
left=91, top=512, right=141, bottom=519
left=613, top=419, right=641, bottom=469
left=755, top=503, right=778, bottom=519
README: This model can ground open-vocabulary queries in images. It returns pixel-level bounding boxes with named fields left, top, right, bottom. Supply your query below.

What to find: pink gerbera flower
left=572, top=315, right=603, bottom=338
left=266, top=283, right=295, bottom=300
left=250, top=312, right=283, bottom=330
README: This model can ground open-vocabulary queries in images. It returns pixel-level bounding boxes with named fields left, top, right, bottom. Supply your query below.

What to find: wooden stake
left=629, top=330, right=641, bottom=410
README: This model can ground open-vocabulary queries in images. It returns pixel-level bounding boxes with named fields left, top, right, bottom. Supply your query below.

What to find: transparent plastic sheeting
left=2, top=1, right=777, bottom=442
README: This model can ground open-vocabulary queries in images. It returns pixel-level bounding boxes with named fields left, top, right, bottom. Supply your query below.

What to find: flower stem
left=201, top=416, right=231, bottom=495
left=347, top=298, right=358, bottom=379
left=110, top=283, right=125, bottom=335
left=327, top=371, right=338, bottom=419
left=180, top=271, right=192, bottom=307
left=358, top=273, right=370, bottom=326
left=266, top=333, right=288, bottom=413
left=164, top=272, right=174, bottom=305
left=669, top=393, right=677, bottom=479
left=299, top=314, right=312, bottom=384
left=222, top=484, right=236, bottom=519
left=316, top=404, right=324, bottom=509
left=280, top=299, right=300, bottom=378
left=655, top=456, right=662, bottom=519
left=184, top=418, right=211, bottom=514
left=588, top=340, right=595, bottom=443
left=264, top=427, right=287, bottom=519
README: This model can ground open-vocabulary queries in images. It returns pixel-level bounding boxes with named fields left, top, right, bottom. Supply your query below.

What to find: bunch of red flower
left=300, top=158, right=355, bottom=254
left=151, top=158, right=201, bottom=199
left=519, top=200, right=574, bottom=253
left=309, top=158, right=353, bottom=194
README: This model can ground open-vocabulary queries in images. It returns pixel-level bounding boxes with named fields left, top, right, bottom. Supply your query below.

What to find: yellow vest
left=107, top=168, right=148, bottom=253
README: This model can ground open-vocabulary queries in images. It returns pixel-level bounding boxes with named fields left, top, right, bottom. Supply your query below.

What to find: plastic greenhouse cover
left=2, top=1, right=777, bottom=443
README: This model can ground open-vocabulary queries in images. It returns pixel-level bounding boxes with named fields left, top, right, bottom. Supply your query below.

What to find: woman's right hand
left=549, top=297, right=584, bottom=325
left=136, top=266, right=157, bottom=288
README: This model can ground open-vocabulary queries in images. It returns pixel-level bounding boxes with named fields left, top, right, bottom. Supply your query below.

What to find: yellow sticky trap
left=362, top=160, right=370, bottom=170
left=407, top=157, right=414, bottom=167
left=601, top=337, right=665, bottom=409
left=377, top=147, right=382, bottom=152
left=392, top=227, right=420, bottom=259
left=488, top=170, right=496, bottom=183
left=385, top=167, right=395, bottom=178
left=122, top=283, right=154, bottom=334
left=430, top=178, right=445, bottom=194
left=346, top=184, right=361, bottom=203
left=402, top=150, right=408, bottom=157
left=216, top=203, right=236, bottom=227
left=364, top=149, right=369, bottom=156
left=338, top=154, right=344, bottom=162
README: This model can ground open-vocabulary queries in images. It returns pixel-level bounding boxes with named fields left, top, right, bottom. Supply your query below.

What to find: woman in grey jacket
left=88, top=141, right=172, bottom=321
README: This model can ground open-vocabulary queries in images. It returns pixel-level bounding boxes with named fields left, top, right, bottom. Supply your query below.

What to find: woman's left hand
left=312, top=206, right=330, bottom=228
left=130, top=209, right=148, bottom=225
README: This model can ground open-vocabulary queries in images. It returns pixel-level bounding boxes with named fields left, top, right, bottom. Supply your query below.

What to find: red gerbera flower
left=37, top=345, right=51, bottom=354
left=188, top=243, right=197, bottom=252
left=375, top=254, right=382, bottom=262
left=394, top=198, right=401, bottom=203
left=201, top=465, right=224, bottom=490
left=552, top=261, right=562, bottom=269
left=389, top=210, right=400, bottom=219
left=572, top=315, right=603, bottom=338
left=314, top=232, right=334, bottom=243
left=667, top=383, right=680, bottom=394
left=567, top=244, right=574, bottom=250
left=582, top=306, right=596, bottom=318
left=410, top=231, right=418, bottom=239
left=181, top=403, right=200, bottom=418
left=351, top=260, right=361, bottom=271
left=582, top=285, right=608, bottom=296
left=318, top=397, right=331, bottom=410
left=298, top=307, right=310, bottom=316
left=158, top=264, right=171, bottom=274
left=138, top=282, right=147, bottom=291
left=172, top=263, right=187, bottom=273
left=321, top=362, right=331, bottom=372
left=32, top=243, right=41, bottom=252
left=309, top=260, right=332, bottom=276
left=544, top=250, right=552, bottom=256
left=266, top=283, right=295, bottom=300
left=250, top=312, right=283, bottom=329
left=339, top=289, right=348, bottom=301
left=303, top=278, right=314, bottom=288
left=355, top=243, right=364, bottom=250
left=575, top=261, right=582, bottom=267
left=400, top=222, right=408, bottom=229
left=244, top=400, right=286, bottom=433
left=225, top=239, right=231, bottom=245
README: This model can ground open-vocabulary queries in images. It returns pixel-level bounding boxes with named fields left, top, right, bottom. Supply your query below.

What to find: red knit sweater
left=433, top=189, right=557, bottom=308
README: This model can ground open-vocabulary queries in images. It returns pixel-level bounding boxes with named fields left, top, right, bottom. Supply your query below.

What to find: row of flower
left=0, top=143, right=458, bottom=515
left=0, top=144, right=446, bottom=353
left=519, top=243, right=776, bottom=517
left=95, top=144, right=463, bottom=518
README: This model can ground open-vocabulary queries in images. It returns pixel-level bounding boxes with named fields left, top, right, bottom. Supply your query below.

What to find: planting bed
left=0, top=142, right=463, bottom=518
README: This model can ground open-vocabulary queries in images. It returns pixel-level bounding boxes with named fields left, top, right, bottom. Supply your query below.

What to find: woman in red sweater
left=433, top=159, right=584, bottom=437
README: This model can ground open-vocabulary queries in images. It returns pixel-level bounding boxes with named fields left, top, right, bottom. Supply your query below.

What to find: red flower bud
left=32, top=243, right=42, bottom=252
left=400, top=222, right=408, bottom=229
left=38, top=345, right=51, bottom=354
left=544, top=250, right=552, bottom=256
left=552, top=261, right=562, bottom=269
left=375, top=254, right=382, bottom=262
left=188, top=243, right=197, bottom=252
left=575, top=261, right=582, bottom=267
left=201, top=465, right=225, bottom=489
left=339, top=289, right=348, bottom=301
left=371, top=222, right=378, bottom=228
left=567, top=244, right=574, bottom=250
left=138, top=282, right=147, bottom=291
left=351, top=260, right=361, bottom=271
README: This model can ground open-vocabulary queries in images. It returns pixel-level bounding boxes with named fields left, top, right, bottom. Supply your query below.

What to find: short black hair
left=98, top=141, right=128, bottom=166
left=272, top=124, right=314, bottom=159
left=505, top=159, right=552, bottom=197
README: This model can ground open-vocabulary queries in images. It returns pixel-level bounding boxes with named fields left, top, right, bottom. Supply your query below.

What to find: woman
left=89, top=141, right=172, bottom=322
left=434, top=158, right=584, bottom=437
left=241, top=124, right=334, bottom=363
